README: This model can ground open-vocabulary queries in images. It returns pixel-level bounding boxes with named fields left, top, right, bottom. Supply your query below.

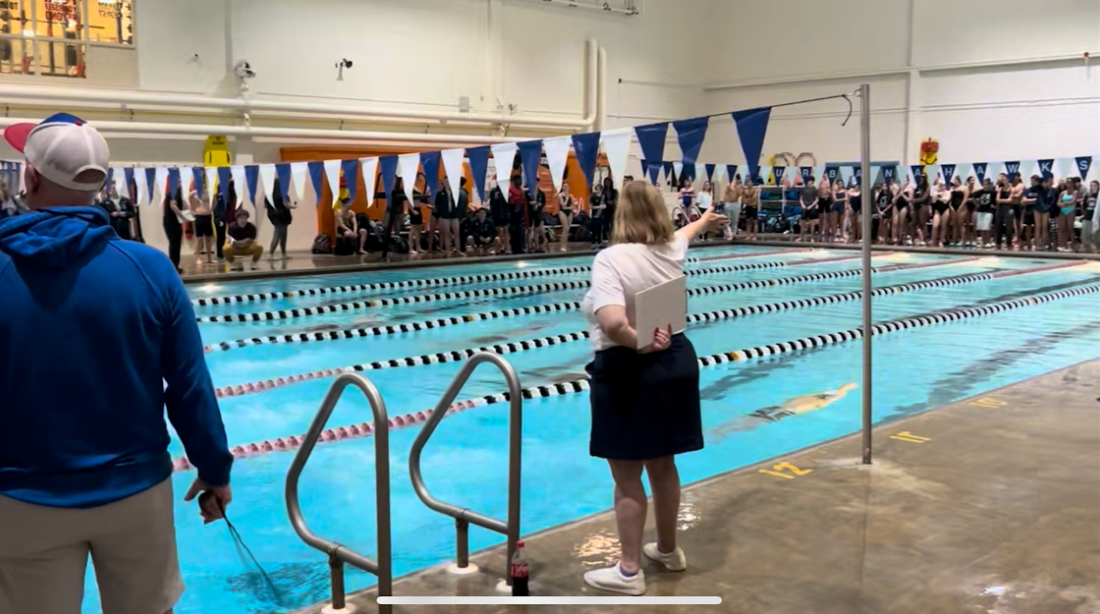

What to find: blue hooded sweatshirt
left=0, top=206, right=232, bottom=508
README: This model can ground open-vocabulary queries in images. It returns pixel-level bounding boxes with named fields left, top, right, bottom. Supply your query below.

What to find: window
left=0, top=0, right=132, bottom=79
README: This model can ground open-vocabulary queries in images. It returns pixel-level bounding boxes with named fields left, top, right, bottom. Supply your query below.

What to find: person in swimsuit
left=1057, top=178, right=1078, bottom=252
left=488, top=180, right=512, bottom=254
left=1080, top=180, right=1099, bottom=254
left=710, top=383, right=858, bottom=440
left=1032, top=175, right=1054, bottom=252
left=557, top=182, right=576, bottom=252
left=847, top=180, right=862, bottom=244
left=405, top=174, right=426, bottom=255
left=873, top=183, right=892, bottom=244
left=993, top=176, right=1015, bottom=250
left=946, top=175, right=968, bottom=247
left=189, top=182, right=214, bottom=265
left=831, top=179, right=847, bottom=243
left=528, top=184, right=547, bottom=253
left=972, top=177, right=995, bottom=248
left=892, top=181, right=911, bottom=246
left=678, top=178, right=694, bottom=211
left=962, top=176, right=979, bottom=246
left=928, top=177, right=949, bottom=247
left=741, top=177, right=759, bottom=240
left=911, top=175, right=931, bottom=246
left=817, top=177, right=834, bottom=243
left=799, top=176, right=818, bottom=243
left=722, top=177, right=742, bottom=237
left=431, top=178, right=452, bottom=254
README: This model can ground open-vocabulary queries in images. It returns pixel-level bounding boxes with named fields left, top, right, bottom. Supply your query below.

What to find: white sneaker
left=643, top=543, right=688, bottom=571
left=583, top=565, right=646, bottom=595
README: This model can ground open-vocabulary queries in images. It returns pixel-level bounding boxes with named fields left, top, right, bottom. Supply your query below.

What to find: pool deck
left=303, top=360, right=1100, bottom=614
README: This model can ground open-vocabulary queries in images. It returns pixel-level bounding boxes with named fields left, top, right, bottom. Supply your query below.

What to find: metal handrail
left=286, top=373, right=392, bottom=614
left=409, top=352, right=523, bottom=581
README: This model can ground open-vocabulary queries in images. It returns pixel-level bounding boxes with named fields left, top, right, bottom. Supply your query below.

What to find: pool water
left=82, top=246, right=1100, bottom=614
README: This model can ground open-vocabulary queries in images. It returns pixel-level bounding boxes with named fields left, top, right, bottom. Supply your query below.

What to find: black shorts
left=744, top=206, right=758, bottom=219
left=409, top=206, right=423, bottom=226
left=471, top=235, right=494, bottom=246
left=193, top=214, right=214, bottom=237
left=1023, top=211, right=1035, bottom=225
left=587, top=334, right=702, bottom=460
left=803, top=208, right=819, bottom=221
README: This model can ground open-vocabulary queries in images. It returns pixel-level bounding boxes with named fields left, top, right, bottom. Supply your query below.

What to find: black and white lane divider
left=211, top=260, right=1076, bottom=398
left=177, top=282, right=1100, bottom=471
left=191, top=247, right=812, bottom=307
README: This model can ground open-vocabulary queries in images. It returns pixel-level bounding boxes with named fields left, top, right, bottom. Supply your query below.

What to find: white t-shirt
left=582, top=235, right=689, bottom=352
left=697, top=192, right=713, bottom=211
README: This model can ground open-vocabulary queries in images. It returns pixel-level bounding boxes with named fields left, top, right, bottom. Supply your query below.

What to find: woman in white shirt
left=581, top=181, right=727, bottom=595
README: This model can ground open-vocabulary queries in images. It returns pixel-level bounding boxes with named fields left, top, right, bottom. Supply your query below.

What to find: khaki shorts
left=0, top=479, right=183, bottom=614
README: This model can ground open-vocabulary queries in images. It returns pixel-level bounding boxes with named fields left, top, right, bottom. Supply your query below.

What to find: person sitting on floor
left=466, top=206, right=501, bottom=256
left=224, top=208, right=263, bottom=270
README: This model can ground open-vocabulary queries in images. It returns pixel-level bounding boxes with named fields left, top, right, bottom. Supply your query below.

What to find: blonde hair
left=611, top=181, right=674, bottom=245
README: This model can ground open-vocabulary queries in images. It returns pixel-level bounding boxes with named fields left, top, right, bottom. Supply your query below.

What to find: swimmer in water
left=710, top=383, right=858, bottom=440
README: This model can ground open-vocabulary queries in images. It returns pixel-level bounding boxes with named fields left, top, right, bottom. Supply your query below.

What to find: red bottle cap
left=516, top=541, right=525, bottom=548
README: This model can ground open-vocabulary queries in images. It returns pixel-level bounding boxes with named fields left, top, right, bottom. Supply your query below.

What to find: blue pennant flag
left=973, top=163, right=988, bottom=183
left=244, top=165, right=260, bottom=205
left=379, top=156, right=399, bottom=200
left=672, top=116, right=709, bottom=166
left=882, top=165, right=897, bottom=184
left=341, top=159, right=361, bottom=203
left=731, top=107, right=772, bottom=181
left=144, top=168, right=157, bottom=203
left=123, top=167, right=135, bottom=199
left=825, top=166, right=839, bottom=183
left=517, top=140, right=543, bottom=198
left=940, top=164, right=957, bottom=184
left=105, top=168, right=114, bottom=194
left=682, top=163, right=697, bottom=182
left=192, top=167, right=205, bottom=196
left=1075, top=156, right=1094, bottom=179
left=647, top=164, right=662, bottom=185
left=910, top=165, right=924, bottom=180
left=307, top=161, right=325, bottom=203
left=800, top=166, right=813, bottom=181
left=217, top=167, right=232, bottom=205
left=571, top=131, right=601, bottom=188
left=167, top=168, right=181, bottom=198
left=466, top=146, right=490, bottom=202
left=662, top=161, right=675, bottom=183
left=420, top=151, right=442, bottom=201
left=275, top=163, right=292, bottom=202
left=852, top=165, right=862, bottom=185
left=1003, top=161, right=1020, bottom=179
left=705, top=164, right=716, bottom=182
left=772, top=166, right=786, bottom=184
left=634, top=123, right=670, bottom=176
left=640, top=159, right=649, bottom=177
left=726, top=165, right=738, bottom=183
left=1037, top=159, right=1054, bottom=179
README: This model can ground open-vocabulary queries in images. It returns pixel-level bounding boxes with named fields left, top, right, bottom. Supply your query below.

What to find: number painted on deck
left=889, top=431, right=931, bottom=443
left=759, top=462, right=813, bottom=479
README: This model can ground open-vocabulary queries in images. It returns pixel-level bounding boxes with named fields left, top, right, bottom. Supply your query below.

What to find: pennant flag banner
left=360, top=158, right=379, bottom=206
left=191, top=167, right=205, bottom=196
left=640, top=159, right=649, bottom=178
left=634, top=122, right=670, bottom=178
left=647, top=163, right=662, bottom=185
left=275, top=163, right=292, bottom=202
left=542, top=136, right=572, bottom=192
left=420, top=151, right=442, bottom=201
left=909, top=165, right=924, bottom=181
left=323, top=160, right=341, bottom=204
left=340, top=159, right=360, bottom=203
left=1075, top=156, right=1093, bottom=179
left=673, top=162, right=684, bottom=182
left=166, top=168, right=180, bottom=199
left=726, top=164, right=738, bottom=184
left=772, top=166, right=786, bottom=184
left=672, top=116, right=709, bottom=166
left=231, top=165, right=248, bottom=205
left=134, top=168, right=149, bottom=204
left=517, top=140, right=543, bottom=199
left=289, top=163, right=308, bottom=202
left=681, top=163, right=696, bottom=183
left=1037, top=159, right=1054, bottom=179
left=1003, top=161, right=1021, bottom=179
left=695, top=164, right=707, bottom=185
left=600, top=129, right=632, bottom=190
left=257, top=164, right=275, bottom=205
left=398, top=153, right=421, bottom=204
left=825, top=166, right=839, bottom=183
left=571, top=131, right=601, bottom=189
left=705, top=164, right=716, bottom=182
left=799, top=166, right=813, bottom=182
left=439, top=149, right=465, bottom=203
left=940, top=164, right=957, bottom=184
left=490, top=143, right=518, bottom=193
left=307, top=162, right=325, bottom=204
left=955, top=163, right=972, bottom=182
left=155, top=167, right=169, bottom=201
left=852, top=165, right=862, bottom=185
left=217, top=167, right=232, bottom=206
left=662, top=161, right=675, bottom=184
left=465, top=146, right=490, bottom=201
left=245, top=165, right=260, bottom=206
left=205, top=166, right=219, bottom=201
left=972, top=162, right=988, bottom=183
left=882, top=165, right=897, bottom=183
left=123, top=167, right=135, bottom=200
left=731, top=107, right=771, bottom=181
left=379, top=156, right=398, bottom=201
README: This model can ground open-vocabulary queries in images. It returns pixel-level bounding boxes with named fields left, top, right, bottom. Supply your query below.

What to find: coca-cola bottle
left=510, top=540, right=529, bottom=596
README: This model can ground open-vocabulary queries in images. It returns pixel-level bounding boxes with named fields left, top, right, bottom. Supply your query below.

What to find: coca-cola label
left=510, top=561, right=529, bottom=578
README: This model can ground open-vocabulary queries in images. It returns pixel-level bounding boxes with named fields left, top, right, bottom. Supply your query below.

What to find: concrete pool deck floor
left=303, top=360, right=1100, bottom=614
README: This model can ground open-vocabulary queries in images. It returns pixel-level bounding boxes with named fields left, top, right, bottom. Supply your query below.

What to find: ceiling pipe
left=596, top=44, right=608, bottom=132
left=0, top=40, right=600, bottom=132
left=0, top=117, right=523, bottom=146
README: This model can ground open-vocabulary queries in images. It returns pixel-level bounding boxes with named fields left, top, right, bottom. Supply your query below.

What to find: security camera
left=234, top=60, right=256, bottom=80
left=336, top=58, right=353, bottom=81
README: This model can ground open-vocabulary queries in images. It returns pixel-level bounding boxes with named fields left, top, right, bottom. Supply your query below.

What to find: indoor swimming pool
left=82, top=245, right=1100, bottom=614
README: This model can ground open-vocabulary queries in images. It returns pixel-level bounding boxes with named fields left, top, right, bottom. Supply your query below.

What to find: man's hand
left=184, top=478, right=233, bottom=525
left=702, top=208, right=730, bottom=233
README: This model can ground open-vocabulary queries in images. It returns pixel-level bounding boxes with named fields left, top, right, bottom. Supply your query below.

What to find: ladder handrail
left=408, top=352, right=523, bottom=575
left=286, top=373, right=392, bottom=613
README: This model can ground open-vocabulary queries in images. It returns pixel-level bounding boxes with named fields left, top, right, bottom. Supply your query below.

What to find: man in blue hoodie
left=0, top=114, right=234, bottom=614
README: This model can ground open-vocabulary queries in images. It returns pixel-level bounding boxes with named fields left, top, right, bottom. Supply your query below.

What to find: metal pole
left=859, top=83, right=873, bottom=465
left=505, top=373, right=523, bottom=585
left=329, top=557, right=346, bottom=611
left=456, top=519, right=470, bottom=569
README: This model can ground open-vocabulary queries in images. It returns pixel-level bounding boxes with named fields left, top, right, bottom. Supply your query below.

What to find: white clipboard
left=632, top=275, right=687, bottom=348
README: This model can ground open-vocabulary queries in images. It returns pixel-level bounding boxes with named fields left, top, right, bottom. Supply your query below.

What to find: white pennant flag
left=672, top=162, right=684, bottom=183
left=360, top=158, right=379, bottom=207
left=289, top=163, right=308, bottom=203
left=398, top=153, right=421, bottom=204
left=600, top=128, right=632, bottom=190
left=955, top=163, right=972, bottom=182
left=204, top=166, right=219, bottom=200
left=155, top=166, right=169, bottom=201
left=696, top=163, right=708, bottom=186
left=133, top=168, right=147, bottom=205
left=112, top=167, right=128, bottom=199
left=323, top=160, right=341, bottom=204
left=490, top=143, right=518, bottom=191
left=542, top=137, right=572, bottom=192
left=259, top=164, right=277, bottom=204
left=1056, top=157, right=1075, bottom=180
left=231, top=166, right=248, bottom=205
left=440, top=148, right=465, bottom=205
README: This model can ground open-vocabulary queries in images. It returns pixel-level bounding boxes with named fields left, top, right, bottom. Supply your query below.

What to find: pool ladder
left=285, top=352, right=523, bottom=613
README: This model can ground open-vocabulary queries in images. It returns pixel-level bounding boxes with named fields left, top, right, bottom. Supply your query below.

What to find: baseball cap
left=3, top=113, right=109, bottom=191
